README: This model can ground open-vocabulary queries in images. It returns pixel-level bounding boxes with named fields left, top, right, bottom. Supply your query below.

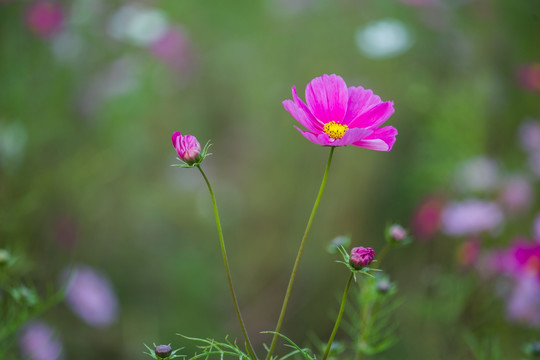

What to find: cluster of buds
left=171, top=132, right=211, bottom=168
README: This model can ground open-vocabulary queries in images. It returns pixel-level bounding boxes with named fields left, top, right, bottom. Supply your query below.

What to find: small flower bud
left=349, top=247, right=375, bottom=269
left=524, top=341, right=540, bottom=357
left=376, top=278, right=392, bottom=294
left=172, top=132, right=201, bottom=165
left=0, top=249, right=10, bottom=266
left=155, top=344, right=172, bottom=359
left=388, top=224, right=407, bottom=241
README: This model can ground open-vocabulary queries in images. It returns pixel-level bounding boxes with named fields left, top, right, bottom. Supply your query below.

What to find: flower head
left=25, top=1, right=64, bottom=39
left=62, top=265, right=119, bottom=327
left=155, top=345, right=172, bottom=359
left=283, top=74, right=397, bottom=150
left=441, top=199, right=504, bottom=237
left=19, top=321, right=63, bottom=360
left=171, top=132, right=211, bottom=167
left=349, top=247, right=375, bottom=269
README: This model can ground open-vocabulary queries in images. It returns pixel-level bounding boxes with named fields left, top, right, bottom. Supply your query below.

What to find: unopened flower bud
left=349, top=247, right=375, bottom=269
left=155, top=344, right=172, bottom=359
left=388, top=224, right=407, bottom=242
left=525, top=341, right=540, bottom=357
left=172, top=132, right=201, bottom=165
left=0, top=249, right=10, bottom=266
left=376, top=278, right=392, bottom=294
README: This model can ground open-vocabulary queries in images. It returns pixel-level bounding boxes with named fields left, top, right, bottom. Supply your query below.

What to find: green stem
left=322, top=272, right=354, bottom=360
left=265, top=147, right=335, bottom=360
left=373, top=244, right=390, bottom=270
left=197, top=165, right=257, bottom=360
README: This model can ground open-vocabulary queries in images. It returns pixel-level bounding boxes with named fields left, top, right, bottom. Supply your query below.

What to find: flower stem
left=265, top=147, right=335, bottom=360
left=322, top=272, right=354, bottom=360
left=197, top=165, right=257, bottom=360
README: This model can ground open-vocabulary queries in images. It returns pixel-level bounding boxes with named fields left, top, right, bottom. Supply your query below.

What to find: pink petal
left=353, top=126, right=398, bottom=151
left=171, top=131, right=182, bottom=146
left=292, top=86, right=324, bottom=130
left=348, top=101, right=394, bottom=130
left=305, top=74, right=348, bottom=124
left=283, top=91, right=321, bottom=133
left=342, top=86, right=382, bottom=125
left=294, top=126, right=333, bottom=146
left=331, top=128, right=372, bottom=146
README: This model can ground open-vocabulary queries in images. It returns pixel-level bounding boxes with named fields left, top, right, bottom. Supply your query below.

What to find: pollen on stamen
left=323, top=121, right=349, bottom=139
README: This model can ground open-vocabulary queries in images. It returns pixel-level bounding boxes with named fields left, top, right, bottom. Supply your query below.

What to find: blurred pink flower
left=171, top=132, right=201, bottom=164
left=411, top=195, right=445, bottom=240
left=150, top=26, right=195, bottom=74
left=63, top=265, right=119, bottom=327
left=19, top=321, right=63, bottom=360
left=283, top=74, right=397, bottom=150
left=25, top=1, right=64, bottom=39
left=498, top=175, right=533, bottom=213
left=349, top=247, right=375, bottom=269
left=517, top=63, right=540, bottom=92
left=457, top=238, right=480, bottom=268
left=518, top=119, right=540, bottom=153
left=441, top=199, right=503, bottom=236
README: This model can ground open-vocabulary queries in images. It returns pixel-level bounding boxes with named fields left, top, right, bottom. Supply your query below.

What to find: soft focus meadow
left=1, top=0, right=540, bottom=359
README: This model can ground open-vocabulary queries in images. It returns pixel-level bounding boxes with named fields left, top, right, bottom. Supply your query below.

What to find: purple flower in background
left=19, top=321, right=63, bottom=360
left=349, top=247, right=375, bottom=269
left=498, top=175, right=533, bottom=213
left=25, top=1, right=64, bottom=39
left=441, top=199, right=504, bottom=236
left=518, top=119, right=540, bottom=153
left=283, top=74, right=397, bottom=150
left=506, top=273, right=540, bottom=327
left=528, top=152, right=540, bottom=179
left=534, top=214, right=540, bottom=240
left=63, top=265, right=118, bottom=327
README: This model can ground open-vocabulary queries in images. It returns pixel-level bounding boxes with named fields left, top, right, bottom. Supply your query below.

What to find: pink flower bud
left=349, top=247, right=375, bottom=269
left=388, top=224, right=407, bottom=242
left=172, top=131, right=201, bottom=164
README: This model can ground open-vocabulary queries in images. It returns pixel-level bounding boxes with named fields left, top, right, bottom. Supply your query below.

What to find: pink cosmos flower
left=150, top=26, right=195, bottom=75
left=283, top=74, right=397, bottom=150
left=411, top=195, right=445, bottom=240
left=171, top=132, right=201, bottom=164
left=517, top=63, right=540, bottom=92
left=349, top=247, right=375, bottom=269
left=25, top=1, right=64, bottom=39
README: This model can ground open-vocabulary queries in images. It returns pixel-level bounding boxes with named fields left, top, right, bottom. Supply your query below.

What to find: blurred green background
left=1, top=0, right=540, bottom=359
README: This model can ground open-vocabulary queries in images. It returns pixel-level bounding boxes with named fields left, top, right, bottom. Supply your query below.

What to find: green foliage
left=0, top=249, right=63, bottom=358
left=343, top=274, right=401, bottom=358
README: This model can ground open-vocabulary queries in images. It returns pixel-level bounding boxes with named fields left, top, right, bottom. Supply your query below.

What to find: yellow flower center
left=323, top=121, right=348, bottom=139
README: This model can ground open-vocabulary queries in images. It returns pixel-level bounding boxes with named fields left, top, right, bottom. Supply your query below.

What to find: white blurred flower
left=108, top=4, right=168, bottom=46
left=454, top=156, right=499, bottom=192
left=355, top=18, right=413, bottom=59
